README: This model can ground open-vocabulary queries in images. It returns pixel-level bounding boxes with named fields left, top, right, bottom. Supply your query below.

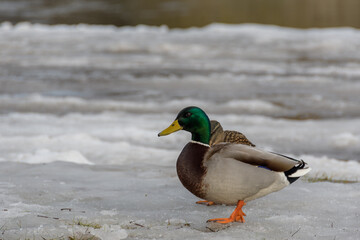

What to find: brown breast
left=176, top=142, right=209, bottom=199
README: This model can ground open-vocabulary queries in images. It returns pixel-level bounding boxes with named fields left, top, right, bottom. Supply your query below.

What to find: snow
left=303, top=155, right=360, bottom=182
left=9, top=149, right=94, bottom=165
left=1, top=22, right=360, bottom=239
left=0, top=162, right=359, bottom=239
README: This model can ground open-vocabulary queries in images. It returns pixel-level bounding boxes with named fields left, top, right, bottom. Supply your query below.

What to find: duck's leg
left=207, top=200, right=246, bottom=224
left=196, top=200, right=216, bottom=206
left=235, top=206, right=247, bottom=222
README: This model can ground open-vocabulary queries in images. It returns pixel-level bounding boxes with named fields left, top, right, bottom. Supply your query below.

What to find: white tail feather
left=288, top=167, right=311, bottom=178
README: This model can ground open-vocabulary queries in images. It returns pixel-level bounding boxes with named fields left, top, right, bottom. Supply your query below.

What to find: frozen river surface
left=0, top=22, right=360, bottom=239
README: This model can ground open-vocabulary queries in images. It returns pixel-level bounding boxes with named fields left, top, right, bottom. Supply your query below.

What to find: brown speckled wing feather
left=209, top=120, right=255, bottom=147
left=223, top=130, right=255, bottom=147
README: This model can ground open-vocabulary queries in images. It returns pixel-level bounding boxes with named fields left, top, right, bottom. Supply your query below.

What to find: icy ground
left=0, top=162, right=359, bottom=240
left=0, top=112, right=359, bottom=239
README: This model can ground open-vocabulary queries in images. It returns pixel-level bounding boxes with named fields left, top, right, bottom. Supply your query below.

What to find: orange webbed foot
left=196, top=200, right=216, bottom=206
left=207, top=200, right=246, bottom=224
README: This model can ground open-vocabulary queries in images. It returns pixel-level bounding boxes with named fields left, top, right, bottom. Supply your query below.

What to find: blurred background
left=1, top=0, right=360, bottom=165
left=1, top=2, right=360, bottom=238
left=1, top=0, right=360, bottom=28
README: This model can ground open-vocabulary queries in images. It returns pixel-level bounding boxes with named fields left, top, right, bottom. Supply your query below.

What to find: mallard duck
left=158, top=106, right=310, bottom=224
left=210, top=120, right=255, bottom=146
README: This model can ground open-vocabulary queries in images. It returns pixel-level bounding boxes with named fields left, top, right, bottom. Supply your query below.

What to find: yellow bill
left=158, top=120, right=183, bottom=136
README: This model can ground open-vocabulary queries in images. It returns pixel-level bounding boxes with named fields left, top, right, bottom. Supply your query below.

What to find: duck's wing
left=223, top=130, right=255, bottom=147
left=209, top=120, right=255, bottom=147
left=206, top=143, right=309, bottom=173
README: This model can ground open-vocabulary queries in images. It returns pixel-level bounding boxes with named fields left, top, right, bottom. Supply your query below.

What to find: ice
left=11, top=149, right=94, bottom=165
left=1, top=22, right=360, bottom=239
left=331, top=132, right=360, bottom=148
left=89, top=225, right=128, bottom=240
left=0, top=162, right=359, bottom=239
left=303, top=155, right=360, bottom=182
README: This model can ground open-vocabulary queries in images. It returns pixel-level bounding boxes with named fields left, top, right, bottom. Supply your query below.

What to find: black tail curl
left=284, top=160, right=307, bottom=184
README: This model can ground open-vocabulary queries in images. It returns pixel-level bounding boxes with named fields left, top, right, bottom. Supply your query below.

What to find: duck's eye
left=184, top=112, right=192, bottom=118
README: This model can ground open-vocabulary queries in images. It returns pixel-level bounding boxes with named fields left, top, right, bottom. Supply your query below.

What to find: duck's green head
left=158, top=106, right=211, bottom=144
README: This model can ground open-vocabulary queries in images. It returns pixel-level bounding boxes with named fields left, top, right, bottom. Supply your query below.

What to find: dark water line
left=1, top=0, right=360, bottom=28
